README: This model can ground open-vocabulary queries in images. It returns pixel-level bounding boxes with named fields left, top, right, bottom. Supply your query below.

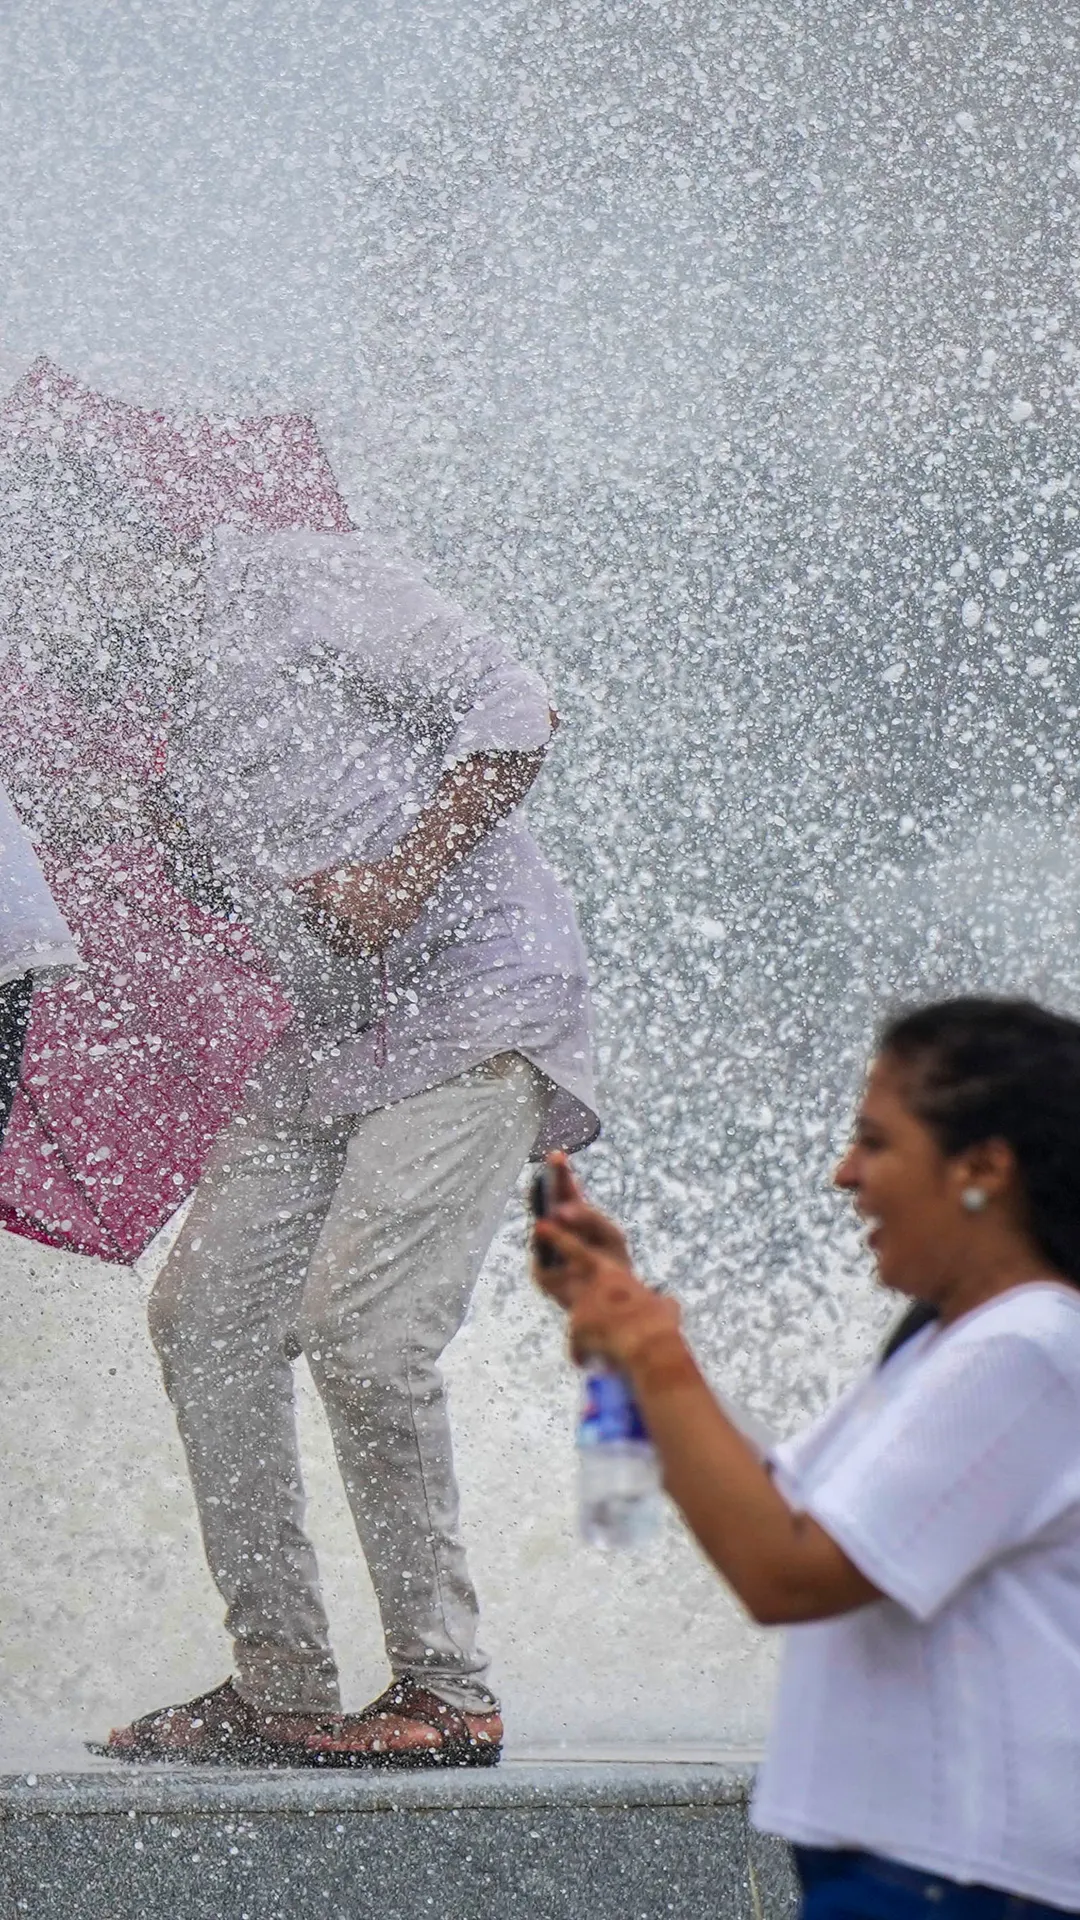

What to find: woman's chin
left=874, top=1260, right=931, bottom=1306
left=871, top=1255, right=903, bottom=1295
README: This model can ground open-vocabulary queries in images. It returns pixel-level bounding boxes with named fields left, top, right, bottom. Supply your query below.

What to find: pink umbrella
left=0, top=360, right=353, bottom=1263
left=0, top=356, right=353, bottom=541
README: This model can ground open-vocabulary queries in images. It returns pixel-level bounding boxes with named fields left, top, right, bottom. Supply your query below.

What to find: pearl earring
left=961, top=1187, right=988, bottom=1213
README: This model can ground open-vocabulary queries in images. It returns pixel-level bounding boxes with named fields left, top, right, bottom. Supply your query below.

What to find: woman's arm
left=535, top=1160, right=881, bottom=1626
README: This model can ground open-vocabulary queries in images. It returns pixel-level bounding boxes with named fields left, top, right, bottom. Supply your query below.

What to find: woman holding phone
left=534, top=998, right=1080, bottom=1920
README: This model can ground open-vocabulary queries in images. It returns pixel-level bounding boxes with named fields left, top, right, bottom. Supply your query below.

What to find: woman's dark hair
left=875, top=996, right=1080, bottom=1363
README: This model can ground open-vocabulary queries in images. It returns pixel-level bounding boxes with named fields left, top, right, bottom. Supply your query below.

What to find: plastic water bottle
left=577, top=1365, right=662, bottom=1549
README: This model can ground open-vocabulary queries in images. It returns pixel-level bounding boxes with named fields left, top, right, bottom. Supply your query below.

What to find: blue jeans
left=794, top=1848, right=1078, bottom=1920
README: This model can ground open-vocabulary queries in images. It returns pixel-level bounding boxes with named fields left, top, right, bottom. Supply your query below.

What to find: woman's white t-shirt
left=752, top=1283, right=1080, bottom=1910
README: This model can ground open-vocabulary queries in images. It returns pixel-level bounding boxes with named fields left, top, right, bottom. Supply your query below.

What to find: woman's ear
left=952, top=1136, right=1019, bottom=1210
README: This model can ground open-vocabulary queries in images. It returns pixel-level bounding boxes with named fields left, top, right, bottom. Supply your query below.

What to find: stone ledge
left=0, top=1756, right=755, bottom=1815
left=0, top=1761, right=798, bottom=1920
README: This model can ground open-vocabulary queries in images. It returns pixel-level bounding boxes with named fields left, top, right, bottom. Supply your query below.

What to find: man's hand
left=296, top=860, right=424, bottom=957
left=145, top=787, right=235, bottom=917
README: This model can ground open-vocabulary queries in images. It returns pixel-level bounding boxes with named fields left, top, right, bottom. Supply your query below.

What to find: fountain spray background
left=1, top=0, right=1078, bottom=1753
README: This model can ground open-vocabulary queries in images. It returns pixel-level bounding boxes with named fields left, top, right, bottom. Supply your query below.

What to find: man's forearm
left=298, top=743, right=549, bottom=955
left=385, top=748, right=545, bottom=910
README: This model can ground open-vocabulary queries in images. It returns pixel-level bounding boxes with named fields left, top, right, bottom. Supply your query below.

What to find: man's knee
left=301, top=1290, right=448, bottom=1405
left=146, top=1251, right=214, bottom=1387
left=297, top=1293, right=353, bottom=1373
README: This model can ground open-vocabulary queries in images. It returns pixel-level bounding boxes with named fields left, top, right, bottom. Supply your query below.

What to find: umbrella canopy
left=0, top=356, right=353, bottom=540
left=0, top=360, right=354, bottom=1263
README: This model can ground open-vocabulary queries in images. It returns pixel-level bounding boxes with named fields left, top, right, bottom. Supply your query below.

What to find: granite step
left=0, top=1760, right=798, bottom=1920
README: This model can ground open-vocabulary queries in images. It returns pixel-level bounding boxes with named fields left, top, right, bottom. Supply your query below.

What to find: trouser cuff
left=234, top=1652, right=342, bottom=1716
left=399, top=1672, right=500, bottom=1714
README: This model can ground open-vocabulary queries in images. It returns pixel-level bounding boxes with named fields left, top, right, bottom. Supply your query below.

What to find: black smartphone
left=529, top=1164, right=562, bottom=1267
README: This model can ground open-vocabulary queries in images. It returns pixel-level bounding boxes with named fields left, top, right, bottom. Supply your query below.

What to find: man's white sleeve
left=306, top=545, right=553, bottom=761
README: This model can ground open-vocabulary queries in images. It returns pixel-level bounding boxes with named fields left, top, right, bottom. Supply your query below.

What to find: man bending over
left=104, top=529, right=597, bottom=1768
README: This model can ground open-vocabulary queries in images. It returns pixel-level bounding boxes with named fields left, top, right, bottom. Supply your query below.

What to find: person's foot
left=303, top=1678, right=503, bottom=1769
left=98, top=1678, right=336, bottom=1766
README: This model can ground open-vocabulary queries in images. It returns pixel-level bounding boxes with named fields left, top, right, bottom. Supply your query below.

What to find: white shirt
left=752, top=1284, right=1080, bottom=1910
left=166, top=529, right=598, bottom=1154
left=0, top=778, right=79, bottom=988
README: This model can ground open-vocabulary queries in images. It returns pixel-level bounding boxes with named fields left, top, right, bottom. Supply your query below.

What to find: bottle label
left=579, top=1370, right=650, bottom=1444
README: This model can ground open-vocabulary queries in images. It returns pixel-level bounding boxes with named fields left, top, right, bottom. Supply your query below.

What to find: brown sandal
left=304, top=1678, right=503, bottom=1769
left=97, top=1678, right=336, bottom=1766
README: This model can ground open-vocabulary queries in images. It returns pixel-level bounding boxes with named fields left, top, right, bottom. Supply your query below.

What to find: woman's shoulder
left=946, top=1284, right=1080, bottom=1379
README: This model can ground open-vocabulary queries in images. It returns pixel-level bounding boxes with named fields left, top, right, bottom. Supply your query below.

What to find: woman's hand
left=530, top=1154, right=881, bottom=1624
left=532, top=1152, right=633, bottom=1267
left=532, top=1154, right=687, bottom=1378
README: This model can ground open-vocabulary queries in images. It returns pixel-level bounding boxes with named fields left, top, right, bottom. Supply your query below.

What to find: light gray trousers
left=148, top=1044, right=547, bottom=1714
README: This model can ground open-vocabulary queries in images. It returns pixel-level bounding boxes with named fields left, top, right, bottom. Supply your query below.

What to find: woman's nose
left=833, top=1148, right=858, bottom=1190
